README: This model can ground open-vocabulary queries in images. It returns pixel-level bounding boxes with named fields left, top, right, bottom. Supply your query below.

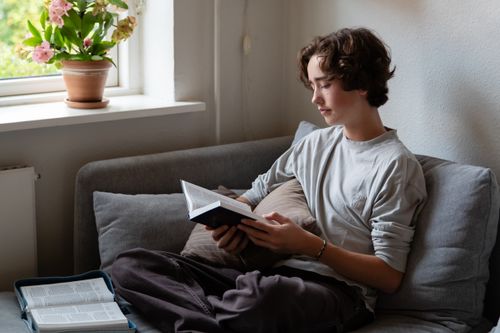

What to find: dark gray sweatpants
left=111, top=248, right=372, bottom=333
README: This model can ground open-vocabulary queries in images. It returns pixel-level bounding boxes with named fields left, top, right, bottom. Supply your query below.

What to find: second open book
left=15, top=270, right=135, bottom=333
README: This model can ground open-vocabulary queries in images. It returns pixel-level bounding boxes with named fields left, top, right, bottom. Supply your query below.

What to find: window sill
left=0, top=95, right=206, bottom=133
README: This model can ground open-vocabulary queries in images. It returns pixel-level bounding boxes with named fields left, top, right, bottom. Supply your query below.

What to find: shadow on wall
left=447, top=81, right=500, bottom=178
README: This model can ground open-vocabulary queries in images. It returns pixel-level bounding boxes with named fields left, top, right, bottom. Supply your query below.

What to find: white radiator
left=0, top=166, right=38, bottom=291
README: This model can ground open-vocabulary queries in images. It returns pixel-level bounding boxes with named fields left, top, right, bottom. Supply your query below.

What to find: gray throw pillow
left=292, top=120, right=320, bottom=145
left=376, top=156, right=500, bottom=332
left=93, top=192, right=195, bottom=273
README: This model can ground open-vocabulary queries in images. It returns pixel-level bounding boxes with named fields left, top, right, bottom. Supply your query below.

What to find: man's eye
left=321, top=83, right=331, bottom=89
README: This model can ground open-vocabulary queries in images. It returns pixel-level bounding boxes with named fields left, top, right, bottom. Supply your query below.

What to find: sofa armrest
left=73, top=136, right=293, bottom=274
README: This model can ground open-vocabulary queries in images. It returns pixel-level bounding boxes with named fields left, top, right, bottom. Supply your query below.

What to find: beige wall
left=284, top=0, right=500, bottom=179
left=0, top=116, right=208, bottom=276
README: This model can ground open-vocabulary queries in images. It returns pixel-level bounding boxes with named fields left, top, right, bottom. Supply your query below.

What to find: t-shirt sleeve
left=370, top=157, right=427, bottom=272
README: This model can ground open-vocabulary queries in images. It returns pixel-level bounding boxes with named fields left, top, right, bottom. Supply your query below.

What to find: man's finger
left=263, top=211, right=289, bottom=224
left=228, top=234, right=249, bottom=255
left=211, top=225, right=229, bottom=241
left=217, top=226, right=237, bottom=248
left=224, top=230, right=244, bottom=252
left=239, top=218, right=275, bottom=232
left=247, top=234, right=273, bottom=250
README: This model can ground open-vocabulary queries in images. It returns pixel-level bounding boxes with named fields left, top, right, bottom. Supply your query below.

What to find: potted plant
left=18, top=0, right=137, bottom=109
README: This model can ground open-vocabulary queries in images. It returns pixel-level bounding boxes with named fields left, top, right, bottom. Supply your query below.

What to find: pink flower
left=32, top=41, right=54, bottom=63
left=83, top=38, right=93, bottom=48
left=49, top=14, right=64, bottom=28
left=51, top=0, right=72, bottom=12
left=48, top=0, right=72, bottom=28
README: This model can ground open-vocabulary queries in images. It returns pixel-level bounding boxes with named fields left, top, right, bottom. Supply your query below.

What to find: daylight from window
left=0, top=0, right=59, bottom=80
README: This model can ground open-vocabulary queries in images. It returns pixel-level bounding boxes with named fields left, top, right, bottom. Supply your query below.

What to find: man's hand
left=207, top=224, right=249, bottom=255
left=237, top=212, right=315, bottom=255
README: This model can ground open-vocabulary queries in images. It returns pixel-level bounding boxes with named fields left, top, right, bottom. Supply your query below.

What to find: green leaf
left=91, top=55, right=103, bottom=61
left=75, top=0, right=87, bottom=13
left=27, top=20, right=42, bottom=41
left=103, top=56, right=117, bottom=67
left=93, top=26, right=103, bottom=43
left=61, top=26, right=80, bottom=46
left=54, top=27, right=65, bottom=48
left=23, top=37, right=43, bottom=47
left=89, top=41, right=115, bottom=55
left=102, top=12, right=114, bottom=38
left=108, top=0, right=129, bottom=10
left=40, top=9, right=48, bottom=29
left=44, top=25, right=53, bottom=42
left=81, top=12, right=97, bottom=39
left=66, top=9, right=82, bottom=31
left=69, top=54, right=90, bottom=61
left=52, top=52, right=70, bottom=64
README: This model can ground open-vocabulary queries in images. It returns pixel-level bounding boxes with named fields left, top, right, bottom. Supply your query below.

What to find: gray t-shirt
left=242, top=126, right=427, bottom=311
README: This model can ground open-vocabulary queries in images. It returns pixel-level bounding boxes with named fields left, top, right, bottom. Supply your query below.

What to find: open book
left=181, top=180, right=263, bottom=228
left=15, top=272, right=134, bottom=333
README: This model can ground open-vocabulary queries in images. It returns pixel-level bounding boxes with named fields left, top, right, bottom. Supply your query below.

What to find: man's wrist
left=315, top=238, right=328, bottom=260
left=302, top=234, right=327, bottom=258
left=236, top=196, right=254, bottom=209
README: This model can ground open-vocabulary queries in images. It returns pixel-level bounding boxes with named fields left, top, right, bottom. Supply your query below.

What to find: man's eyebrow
left=308, top=76, right=328, bottom=84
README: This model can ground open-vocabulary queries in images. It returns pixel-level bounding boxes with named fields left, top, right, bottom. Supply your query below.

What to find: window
left=0, top=0, right=127, bottom=98
left=0, top=1, right=58, bottom=79
left=0, top=0, right=206, bottom=134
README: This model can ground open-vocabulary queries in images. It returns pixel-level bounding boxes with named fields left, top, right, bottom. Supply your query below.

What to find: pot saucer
left=65, top=98, right=109, bottom=109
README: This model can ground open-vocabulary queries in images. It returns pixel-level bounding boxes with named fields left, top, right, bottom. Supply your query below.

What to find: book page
left=181, top=180, right=251, bottom=213
left=29, top=301, right=129, bottom=331
left=20, top=278, right=114, bottom=310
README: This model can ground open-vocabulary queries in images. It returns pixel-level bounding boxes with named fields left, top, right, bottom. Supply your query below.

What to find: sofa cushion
left=376, top=156, right=500, bottom=332
left=0, top=291, right=30, bottom=333
left=93, top=192, right=195, bottom=273
left=351, top=314, right=458, bottom=333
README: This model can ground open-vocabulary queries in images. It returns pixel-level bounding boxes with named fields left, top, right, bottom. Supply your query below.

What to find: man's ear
left=358, top=90, right=368, bottom=97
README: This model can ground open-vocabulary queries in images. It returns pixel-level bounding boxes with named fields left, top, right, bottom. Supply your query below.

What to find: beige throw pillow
left=240, top=178, right=318, bottom=269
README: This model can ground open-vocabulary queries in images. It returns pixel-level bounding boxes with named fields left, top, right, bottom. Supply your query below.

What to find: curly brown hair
left=298, top=27, right=395, bottom=107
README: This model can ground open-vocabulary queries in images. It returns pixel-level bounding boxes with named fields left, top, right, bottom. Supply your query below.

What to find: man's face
left=306, top=55, right=364, bottom=126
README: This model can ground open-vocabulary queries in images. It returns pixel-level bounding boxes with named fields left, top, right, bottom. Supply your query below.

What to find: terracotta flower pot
left=61, top=60, right=112, bottom=109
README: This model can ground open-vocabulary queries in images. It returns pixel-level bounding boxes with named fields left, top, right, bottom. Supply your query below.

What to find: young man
left=112, top=27, right=427, bottom=332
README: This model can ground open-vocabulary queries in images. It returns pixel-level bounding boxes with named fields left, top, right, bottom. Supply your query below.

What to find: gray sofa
left=1, top=133, right=499, bottom=333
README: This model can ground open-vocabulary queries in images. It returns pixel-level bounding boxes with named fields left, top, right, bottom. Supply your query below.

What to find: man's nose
left=311, top=89, right=323, bottom=105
